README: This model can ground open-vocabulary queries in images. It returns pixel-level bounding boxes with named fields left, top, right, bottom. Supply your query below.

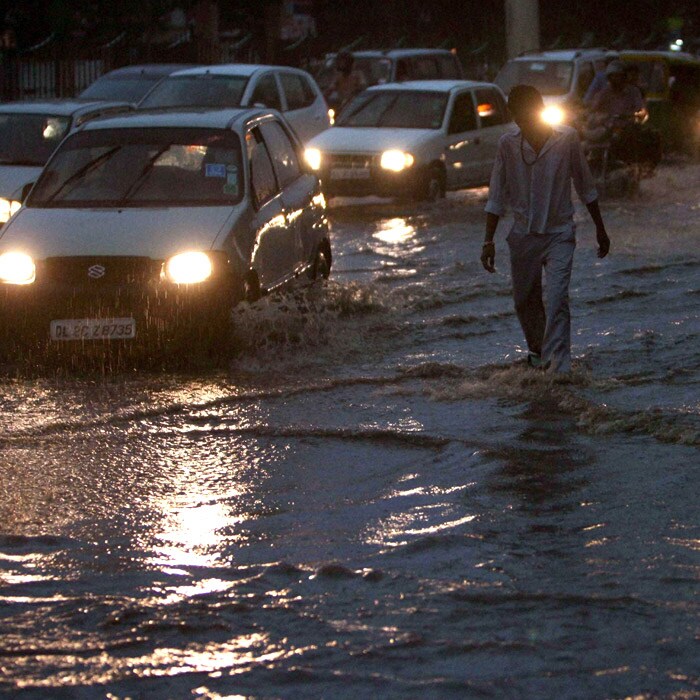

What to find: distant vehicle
left=0, top=108, right=331, bottom=348
left=79, top=64, right=199, bottom=104
left=138, top=65, right=330, bottom=143
left=304, top=80, right=511, bottom=200
left=0, top=99, right=131, bottom=225
left=316, top=48, right=464, bottom=92
left=495, top=48, right=611, bottom=124
left=619, top=50, right=700, bottom=153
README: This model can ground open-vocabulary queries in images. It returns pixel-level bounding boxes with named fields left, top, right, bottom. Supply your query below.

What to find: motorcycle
left=582, top=112, right=662, bottom=194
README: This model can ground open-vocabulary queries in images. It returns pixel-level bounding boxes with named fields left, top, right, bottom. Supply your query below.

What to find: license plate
left=50, top=318, right=136, bottom=341
left=330, top=167, right=370, bottom=180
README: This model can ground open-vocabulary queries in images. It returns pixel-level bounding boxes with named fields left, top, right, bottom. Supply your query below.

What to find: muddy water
left=0, top=164, right=698, bottom=698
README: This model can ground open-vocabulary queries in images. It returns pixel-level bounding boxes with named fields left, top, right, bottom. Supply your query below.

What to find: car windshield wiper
left=40, top=146, right=122, bottom=203
left=117, top=144, right=171, bottom=204
left=0, top=159, right=43, bottom=166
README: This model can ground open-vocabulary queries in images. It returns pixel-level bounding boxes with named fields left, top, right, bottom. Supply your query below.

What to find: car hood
left=0, top=205, right=240, bottom=259
left=0, top=166, right=44, bottom=200
left=308, top=127, right=436, bottom=153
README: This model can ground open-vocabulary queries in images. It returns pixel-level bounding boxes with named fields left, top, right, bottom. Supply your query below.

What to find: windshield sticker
left=529, top=63, right=546, bottom=72
left=224, top=165, right=239, bottom=196
left=205, top=163, right=227, bottom=178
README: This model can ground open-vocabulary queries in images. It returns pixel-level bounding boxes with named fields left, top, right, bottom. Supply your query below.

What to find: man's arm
left=586, top=199, right=610, bottom=258
left=482, top=143, right=507, bottom=273
left=481, top=212, right=499, bottom=272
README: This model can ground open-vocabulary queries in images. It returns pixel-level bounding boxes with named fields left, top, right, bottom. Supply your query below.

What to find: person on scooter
left=326, top=51, right=367, bottom=112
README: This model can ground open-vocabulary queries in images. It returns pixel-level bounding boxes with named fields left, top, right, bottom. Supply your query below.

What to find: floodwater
left=1, top=164, right=698, bottom=699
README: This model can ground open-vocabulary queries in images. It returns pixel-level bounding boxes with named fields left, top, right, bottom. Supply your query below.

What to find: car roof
left=166, top=64, right=311, bottom=78
left=96, top=64, right=201, bottom=79
left=328, top=48, right=456, bottom=59
left=510, top=48, right=610, bottom=62
left=78, top=107, right=273, bottom=132
left=619, top=50, right=700, bottom=64
left=0, top=99, right=130, bottom=116
left=367, top=79, right=498, bottom=93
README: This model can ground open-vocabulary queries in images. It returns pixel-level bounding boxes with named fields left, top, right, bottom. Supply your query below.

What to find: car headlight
left=304, top=148, right=322, bottom=171
left=380, top=150, right=415, bottom=172
left=0, top=251, right=35, bottom=285
left=541, top=105, right=566, bottom=126
left=164, top=251, right=213, bottom=284
left=0, top=198, right=22, bottom=224
left=328, top=108, right=335, bottom=126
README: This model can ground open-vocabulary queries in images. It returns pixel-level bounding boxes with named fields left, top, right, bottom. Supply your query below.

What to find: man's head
left=605, top=60, right=626, bottom=89
left=335, top=51, right=354, bottom=75
left=507, top=84, right=545, bottom=130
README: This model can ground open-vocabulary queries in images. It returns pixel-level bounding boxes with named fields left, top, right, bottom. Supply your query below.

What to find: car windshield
left=29, top=127, right=244, bottom=208
left=80, top=77, right=164, bottom=102
left=139, top=75, right=249, bottom=108
left=336, top=90, right=447, bottom=128
left=316, top=56, right=393, bottom=90
left=495, top=60, right=574, bottom=96
left=0, top=113, right=71, bottom=166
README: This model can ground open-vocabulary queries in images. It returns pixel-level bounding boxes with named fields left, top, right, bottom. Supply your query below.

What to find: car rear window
left=495, top=59, right=574, bottom=96
left=29, top=127, right=244, bottom=208
left=336, top=90, right=447, bottom=129
left=139, top=74, right=249, bottom=108
left=80, top=77, right=163, bottom=102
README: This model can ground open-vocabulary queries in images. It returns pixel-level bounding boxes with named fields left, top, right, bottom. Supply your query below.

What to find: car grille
left=39, top=256, right=162, bottom=291
left=328, top=153, right=378, bottom=169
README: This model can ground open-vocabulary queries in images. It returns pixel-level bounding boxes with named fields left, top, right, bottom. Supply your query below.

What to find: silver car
left=138, top=64, right=330, bottom=143
left=0, top=107, right=331, bottom=348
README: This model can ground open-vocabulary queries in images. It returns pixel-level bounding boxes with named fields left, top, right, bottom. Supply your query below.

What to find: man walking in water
left=481, top=84, right=610, bottom=372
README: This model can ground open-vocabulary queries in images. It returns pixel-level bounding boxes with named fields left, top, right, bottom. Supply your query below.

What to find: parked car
left=494, top=48, right=611, bottom=124
left=0, top=99, right=131, bottom=225
left=304, top=80, right=511, bottom=200
left=619, top=50, right=700, bottom=153
left=79, top=64, right=199, bottom=104
left=0, top=108, right=331, bottom=349
left=138, top=65, right=330, bottom=143
left=315, top=49, right=464, bottom=91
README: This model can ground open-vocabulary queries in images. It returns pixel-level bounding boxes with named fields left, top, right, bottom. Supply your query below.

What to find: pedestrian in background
left=481, top=84, right=610, bottom=372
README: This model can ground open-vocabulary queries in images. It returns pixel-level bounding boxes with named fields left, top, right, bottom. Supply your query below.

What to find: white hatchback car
left=138, top=64, right=330, bottom=143
left=304, top=80, right=511, bottom=200
left=0, top=108, right=331, bottom=350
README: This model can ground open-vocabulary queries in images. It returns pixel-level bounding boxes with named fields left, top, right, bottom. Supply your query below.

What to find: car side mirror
left=20, top=182, right=34, bottom=203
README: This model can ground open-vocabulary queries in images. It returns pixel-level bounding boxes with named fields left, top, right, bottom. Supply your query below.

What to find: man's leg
left=542, top=231, right=576, bottom=372
left=508, top=232, right=546, bottom=358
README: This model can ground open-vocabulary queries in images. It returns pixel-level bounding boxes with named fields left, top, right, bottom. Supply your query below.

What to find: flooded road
left=1, top=164, right=698, bottom=698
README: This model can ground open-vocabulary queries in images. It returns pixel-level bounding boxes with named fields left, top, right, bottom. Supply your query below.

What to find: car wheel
left=243, top=270, right=262, bottom=303
left=308, top=239, right=332, bottom=281
left=416, top=166, right=445, bottom=202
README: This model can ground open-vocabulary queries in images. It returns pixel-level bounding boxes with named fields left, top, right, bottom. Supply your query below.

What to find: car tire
left=243, top=270, right=262, bottom=303
left=308, top=239, right=332, bottom=281
left=416, top=166, right=445, bottom=202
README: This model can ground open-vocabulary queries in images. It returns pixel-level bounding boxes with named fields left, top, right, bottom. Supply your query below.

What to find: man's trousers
left=507, top=228, right=576, bottom=373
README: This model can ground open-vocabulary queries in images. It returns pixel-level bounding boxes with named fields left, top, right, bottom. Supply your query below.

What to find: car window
left=280, top=73, right=315, bottom=110
left=246, top=128, right=278, bottom=209
left=80, top=77, right=163, bottom=102
left=437, top=55, right=462, bottom=79
left=336, top=90, right=447, bottom=129
left=0, top=113, right=71, bottom=166
left=448, top=92, right=477, bottom=134
left=495, top=59, right=574, bottom=96
left=576, top=62, right=595, bottom=98
left=475, top=88, right=507, bottom=127
left=250, top=74, right=282, bottom=110
left=411, top=57, right=440, bottom=80
left=28, top=127, right=244, bottom=208
left=258, top=121, right=301, bottom=187
left=139, top=75, right=249, bottom=108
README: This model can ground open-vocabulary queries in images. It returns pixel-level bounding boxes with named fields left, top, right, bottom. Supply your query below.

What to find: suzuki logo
left=87, top=264, right=106, bottom=279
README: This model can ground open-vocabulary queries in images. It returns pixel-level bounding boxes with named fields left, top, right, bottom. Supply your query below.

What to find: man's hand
left=481, top=241, right=496, bottom=272
left=596, top=226, right=610, bottom=258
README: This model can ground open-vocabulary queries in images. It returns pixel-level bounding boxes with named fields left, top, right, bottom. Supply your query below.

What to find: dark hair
left=507, top=84, right=544, bottom=116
